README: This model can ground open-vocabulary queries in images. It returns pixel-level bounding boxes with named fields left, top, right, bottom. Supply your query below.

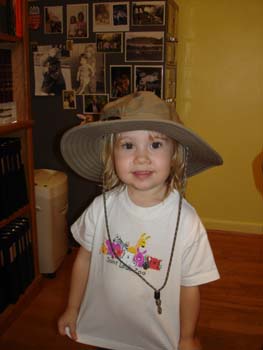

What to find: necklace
left=102, top=148, right=188, bottom=315
left=103, top=189, right=183, bottom=314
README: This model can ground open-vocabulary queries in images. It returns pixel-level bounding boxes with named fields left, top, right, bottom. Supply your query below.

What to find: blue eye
left=151, top=141, right=162, bottom=149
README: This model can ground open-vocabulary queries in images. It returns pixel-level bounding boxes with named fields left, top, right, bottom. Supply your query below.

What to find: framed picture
left=83, top=94, right=109, bottom=113
left=131, top=1, right=165, bottom=26
left=33, top=45, right=72, bottom=96
left=113, top=3, right=129, bottom=27
left=165, top=67, right=176, bottom=100
left=62, top=90, right=76, bottom=109
left=66, top=4, right=89, bottom=38
left=93, top=2, right=129, bottom=32
left=110, top=65, right=132, bottom=98
left=44, top=6, right=63, bottom=34
left=71, top=43, right=105, bottom=95
left=96, top=32, right=123, bottom=53
left=135, top=65, right=163, bottom=98
left=125, top=32, right=164, bottom=62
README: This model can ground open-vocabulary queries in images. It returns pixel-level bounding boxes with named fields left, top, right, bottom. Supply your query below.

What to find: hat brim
left=60, top=119, right=223, bottom=182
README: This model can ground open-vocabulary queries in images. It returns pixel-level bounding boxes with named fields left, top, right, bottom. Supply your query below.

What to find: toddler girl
left=58, top=91, right=223, bottom=350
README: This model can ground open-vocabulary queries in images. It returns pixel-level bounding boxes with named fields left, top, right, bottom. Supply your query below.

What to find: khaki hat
left=61, top=91, right=223, bottom=182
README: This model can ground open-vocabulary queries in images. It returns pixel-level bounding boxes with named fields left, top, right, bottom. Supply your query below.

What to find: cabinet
left=0, top=1, right=41, bottom=334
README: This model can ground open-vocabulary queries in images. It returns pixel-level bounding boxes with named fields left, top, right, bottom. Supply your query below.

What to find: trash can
left=34, top=169, right=68, bottom=276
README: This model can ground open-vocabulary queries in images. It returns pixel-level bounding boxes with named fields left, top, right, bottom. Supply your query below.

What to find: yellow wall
left=175, top=0, right=263, bottom=233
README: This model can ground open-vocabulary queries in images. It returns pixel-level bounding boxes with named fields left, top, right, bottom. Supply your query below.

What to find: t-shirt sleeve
left=181, top=215, right=220, bottom=287
left=70, top=196, right=100, bottom=252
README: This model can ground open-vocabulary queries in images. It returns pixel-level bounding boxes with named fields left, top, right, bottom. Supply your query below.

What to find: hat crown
left=101, top=91, right=171, bottom=121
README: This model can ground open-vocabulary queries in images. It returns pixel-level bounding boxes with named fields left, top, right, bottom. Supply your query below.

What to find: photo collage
left=29, top=1, right=177, bottom=119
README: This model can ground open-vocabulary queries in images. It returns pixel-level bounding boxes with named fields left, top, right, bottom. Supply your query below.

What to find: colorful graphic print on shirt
left=101, top=233, right=162, bottom=275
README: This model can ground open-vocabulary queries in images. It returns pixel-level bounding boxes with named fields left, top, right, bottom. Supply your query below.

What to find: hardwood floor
left=198, top=231, right=263, bottom=350
left=0, top=230, right=262, bottom=350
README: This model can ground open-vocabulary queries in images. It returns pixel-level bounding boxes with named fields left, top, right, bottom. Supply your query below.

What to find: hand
left=178, top=337, right=202, bottom=350
left=76, top=113, right=94, bottom=125
left=57, top=307, right=79, bottom=341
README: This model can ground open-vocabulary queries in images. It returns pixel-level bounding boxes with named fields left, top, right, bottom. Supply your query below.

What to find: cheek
left=154, top=153, right=173, bottom=176
left=114, top=151, right=130, bottom=176
left=156, top=151, right=173, bottom=166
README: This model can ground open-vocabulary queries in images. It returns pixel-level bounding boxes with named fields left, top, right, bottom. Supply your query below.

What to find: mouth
left=132, top=170, right=153, bottom=179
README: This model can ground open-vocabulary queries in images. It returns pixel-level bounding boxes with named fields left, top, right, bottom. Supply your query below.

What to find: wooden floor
left=0, top=230, right=262, bottom=350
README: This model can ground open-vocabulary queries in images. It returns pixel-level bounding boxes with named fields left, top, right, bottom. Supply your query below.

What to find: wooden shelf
left=0, top=205, right=30, bottom=230
left=0, top=120, right=34, bottom=135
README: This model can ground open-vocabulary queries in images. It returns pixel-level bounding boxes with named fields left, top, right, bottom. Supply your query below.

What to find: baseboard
left=203, top=218, right=263, bottom=234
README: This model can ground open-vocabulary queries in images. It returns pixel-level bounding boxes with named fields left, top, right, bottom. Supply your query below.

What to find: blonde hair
left=101, top=132, right=186, bottom=196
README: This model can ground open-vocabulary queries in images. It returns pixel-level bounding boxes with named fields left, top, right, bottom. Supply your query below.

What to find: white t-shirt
left=71, top=187, right=219, bottom=350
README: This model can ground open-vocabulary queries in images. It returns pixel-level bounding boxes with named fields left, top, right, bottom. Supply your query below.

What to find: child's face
left=114, top=130, right=174, bottom=200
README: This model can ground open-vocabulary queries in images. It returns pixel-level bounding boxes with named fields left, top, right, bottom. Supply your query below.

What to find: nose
left=134, top=146, right=151, bottom=164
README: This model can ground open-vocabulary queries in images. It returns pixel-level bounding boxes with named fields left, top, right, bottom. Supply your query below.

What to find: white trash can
left=34, top=169, right=68, bottom=275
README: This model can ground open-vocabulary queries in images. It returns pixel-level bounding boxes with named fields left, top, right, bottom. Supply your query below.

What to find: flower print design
left=101, top=233, right=162, bottom=271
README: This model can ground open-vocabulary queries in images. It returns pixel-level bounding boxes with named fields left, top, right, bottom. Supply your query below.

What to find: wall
left=176, top=0, right=263, bottom=233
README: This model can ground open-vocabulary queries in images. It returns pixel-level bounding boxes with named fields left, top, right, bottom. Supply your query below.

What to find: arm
left=179, top=286, right=202, bottom=350
left=58, top=246, right=91, bottom=341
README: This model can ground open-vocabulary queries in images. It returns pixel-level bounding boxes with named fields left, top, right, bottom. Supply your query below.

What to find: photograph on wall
left=112, top=3, right=129, bottom=27
left=67, top=4, right=88, bottom=38
left=33, top=45, right=72, bottom=96
left=93, top=2, right=129, bottom=32
left=44, top=6, right=63, bottom=34
left=83, top=94, right=109, bottom=114
left=110, top=65, right=132, bottom=98
left=96, top=32, right=123, bottom=53
left=135, top=65, right=163, bottom=97
left=131, top=1, right=165, bottom=26
left=125, top=31, right=164, bottom=62
left=29, top=4, right=41, bottom=30
left=71, top=43, right=105, bottom=95
left=62, top=90, right=76, bottom=109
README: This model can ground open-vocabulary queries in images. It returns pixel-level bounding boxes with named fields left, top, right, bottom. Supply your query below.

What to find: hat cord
left=102, top=147, right=189, bottom=315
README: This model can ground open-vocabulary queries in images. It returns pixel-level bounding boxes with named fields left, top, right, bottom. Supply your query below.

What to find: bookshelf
left=0, top=0, right=41, bottom=335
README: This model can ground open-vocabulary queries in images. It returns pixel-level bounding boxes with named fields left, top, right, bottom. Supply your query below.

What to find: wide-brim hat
left=61, top=92, right=223, bottom=182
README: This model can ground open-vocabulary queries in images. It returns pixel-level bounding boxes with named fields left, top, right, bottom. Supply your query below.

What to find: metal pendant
left=154, top=290, right=162, bottom=314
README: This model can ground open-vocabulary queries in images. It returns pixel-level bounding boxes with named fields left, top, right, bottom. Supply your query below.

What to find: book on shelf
left=0, top=137, right=28, bottom=221
left=0, top=48, right=16, bottom=124
left=0, top=101, right=17, bottom=124
left=0, top=0, right=22, bottom=37
left=0, top=49, right=13, bottom=104
left=0, top=217, right=35, bottom=313
left=0, top=0, right=8, bottom=34
left=14, top=0, right=22, bottom=38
